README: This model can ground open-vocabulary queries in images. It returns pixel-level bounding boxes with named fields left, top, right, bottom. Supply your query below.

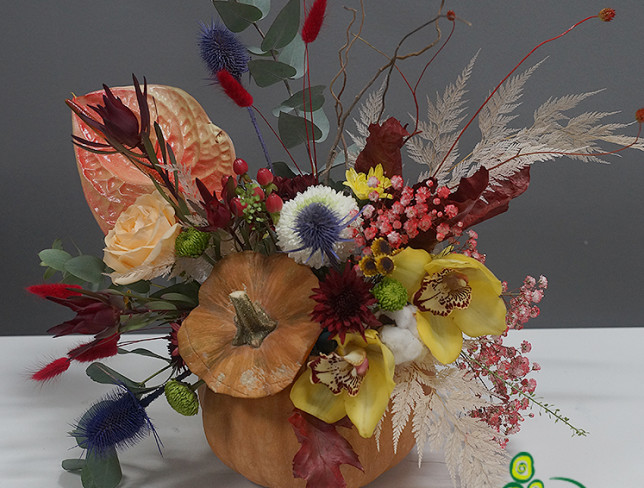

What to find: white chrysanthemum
left=275, top=185, right=360, bottom=269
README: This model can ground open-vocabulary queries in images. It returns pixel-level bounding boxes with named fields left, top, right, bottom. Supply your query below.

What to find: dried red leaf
left=458, top=166, right=531, bottom=229
left=354, top=117, right=409, bottom=178
left=288, top=410, right=363, bottom=488
left=31, top=357, right=71, bottom=381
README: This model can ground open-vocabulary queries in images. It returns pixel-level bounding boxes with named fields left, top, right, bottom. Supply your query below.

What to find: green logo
left=503, top=452, right=586, bottom=488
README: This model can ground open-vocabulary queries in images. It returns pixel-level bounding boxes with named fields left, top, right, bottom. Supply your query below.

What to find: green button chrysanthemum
left=175, top=228, right=211, bottom=258
left=372, top=277, right=408, bottom=311
left=164, top=380, right=199, bottom=416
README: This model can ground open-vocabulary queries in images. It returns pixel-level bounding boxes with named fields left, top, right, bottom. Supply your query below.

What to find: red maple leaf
left=288, top=410, right=363, bottom=488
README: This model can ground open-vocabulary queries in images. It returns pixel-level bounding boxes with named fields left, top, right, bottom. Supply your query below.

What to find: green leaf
left=146, top=301, right=178, bottom=311
left=81, top=449, right=122, bottom=488
left=43, top=267, right=57, bottom=280
left=249, top=59, right=297, bottom=87
left=278, top=111, right=323, bottom=148
left=310, top=107, right=330, bottom=143
left=64, top=255, right=105, bottom=284
left=239, top=0, right=270, bottom=19
left=161, top=293, right=198, bottom=306
left=261, top=0, right=300, bottom=52
left=85, top=363, right=147, bottom=393
left=38, top=248, right=72, bottom=271
left=278, top=35, right=306, bottom=78
left=62, top=458, right=86, bottom=471
left=118, top=347, right=170, bottom=362
left=150, top=281, right=200, bottom=303
left=272, top=161, right=297, bottom=178
left=281, top=85, right=325, bottom=112
left=213, top=0, right=263, bottom=33
left=120, top=280, right=151, bottom=294
left=119, top=313, right=159, bottom=333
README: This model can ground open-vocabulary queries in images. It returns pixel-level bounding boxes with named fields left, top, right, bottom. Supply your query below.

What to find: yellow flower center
left=413, top=268, right=471, bottom=316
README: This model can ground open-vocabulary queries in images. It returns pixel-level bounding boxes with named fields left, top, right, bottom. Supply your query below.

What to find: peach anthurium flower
left=289, top=329, right=395, bottom=438
left=390, top=248, right=507, bottom=364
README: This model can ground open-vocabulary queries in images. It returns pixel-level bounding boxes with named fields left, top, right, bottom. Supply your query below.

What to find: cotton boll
left=382, top=304, right=420, bottom=339
left=380, top=325, right=425, bottom=365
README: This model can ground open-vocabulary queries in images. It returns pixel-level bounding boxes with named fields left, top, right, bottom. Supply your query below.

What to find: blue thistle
left=293, top=202, right=347, bottom=265
left=199, top=22, right=249, bottom=80
left=71, top=385, right=159, bottom=457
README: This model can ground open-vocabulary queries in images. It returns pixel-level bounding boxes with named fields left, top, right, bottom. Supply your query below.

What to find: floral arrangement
left=28, top=3, right=642, bottom=488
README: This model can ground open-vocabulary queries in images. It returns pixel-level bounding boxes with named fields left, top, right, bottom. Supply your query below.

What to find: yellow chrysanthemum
left=390, top=248, right=507, bottom=364
left=289, top=329, right=395, bottom=438
left=344, top=164, right=392, bottom=200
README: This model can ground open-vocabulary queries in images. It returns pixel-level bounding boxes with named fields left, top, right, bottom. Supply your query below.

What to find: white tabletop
left=2, top=328, right=642, bottom=487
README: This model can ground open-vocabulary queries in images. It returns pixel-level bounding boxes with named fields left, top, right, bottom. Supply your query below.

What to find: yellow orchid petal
left=289, top=368, right=347, bottom=424
left=451, top=284, right=507, bottom=337
left=391, top=247, right=432, bottom=298
left=424, top=253, right=502, bottom=295
left=416, top=311, right=463, bottom=364
left=344, top=333, right=395, bottom=438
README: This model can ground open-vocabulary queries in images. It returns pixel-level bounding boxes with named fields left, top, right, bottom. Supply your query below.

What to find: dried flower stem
left=462, top=352, right=589, bottom=437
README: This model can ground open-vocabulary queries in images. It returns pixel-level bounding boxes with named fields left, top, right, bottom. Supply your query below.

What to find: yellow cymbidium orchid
left=289, top=329, right=395, bottom=438
left=344, top=164, right=392, bottom=200
left=391, top=248, right=507, bottom=364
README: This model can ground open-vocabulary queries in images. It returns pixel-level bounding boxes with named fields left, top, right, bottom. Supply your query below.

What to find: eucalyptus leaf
left=311, top=107, right=330, bottom=143
left=213, top=1, right=263, bottom=33
left=43, top=267, right=57, bottom=280
left=249, top=60, right=297, bottom=87
left=64, top=255, right=105, bottom=284
left=239, top=0, right=270, bottom=19
left=280, top=85, right=325, bottom=112
left=39, top=248, right=72, bottom=271
left=121, top=280, right=151, bottom=294
left=278, top=35, right=305, bottom=78
left=118, top=347, right=170, bottom=362
left=151, top=281, right=200, bottom=302
left=278, top=111, right=323, bottom=148
left=62, top=458, right=86, bottom=471
left=261, top=0, right=299, bottom=52
left=272, top=161, right=297, bottom=178
left=81, top=449, right=122, bottom=488
left=85, top=363, right=146, bottom=393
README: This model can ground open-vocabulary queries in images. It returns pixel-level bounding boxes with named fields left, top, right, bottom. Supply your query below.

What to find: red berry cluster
left=355, top=175, right=462, bottom=250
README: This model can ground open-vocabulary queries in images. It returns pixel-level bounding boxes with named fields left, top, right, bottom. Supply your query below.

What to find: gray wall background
left=2, top=1, right=642, bottom=335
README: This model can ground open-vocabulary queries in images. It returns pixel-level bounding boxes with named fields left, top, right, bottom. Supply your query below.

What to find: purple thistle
left=199, top=22, right=249, bottom=81
left=71, top=386, right=158, bottom=457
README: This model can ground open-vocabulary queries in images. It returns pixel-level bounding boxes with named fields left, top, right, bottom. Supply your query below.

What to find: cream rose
left=104, top=191, right=181, bottom=285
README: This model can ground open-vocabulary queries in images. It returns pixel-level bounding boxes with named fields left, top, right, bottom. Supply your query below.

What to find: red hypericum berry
left=233, top=158, right=248, bottom=175
left=636, top=108, right=644, bottom=123
left=230, top=197, right=246, bottom=217
left=598, top=8, right=616, bottom=22
left=265, top=193, right=283, bottom=213
left=31, top=357, right=71, bottom=381
left=256, top=168, right=274, bottom=186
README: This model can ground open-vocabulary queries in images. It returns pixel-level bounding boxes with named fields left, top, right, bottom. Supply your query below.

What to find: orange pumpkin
left=200, top=386, right=416, bottom=488
left=178, top=251, right=321, bottom=398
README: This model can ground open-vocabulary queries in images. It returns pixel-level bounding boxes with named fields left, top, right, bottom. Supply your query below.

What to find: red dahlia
left=310, top=264, right=380, bottom=342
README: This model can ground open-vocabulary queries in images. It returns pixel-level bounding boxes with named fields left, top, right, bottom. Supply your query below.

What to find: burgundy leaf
left=355, top=117, right=408, bottom=178
left=288, top=410, right=363, bottom=488
left=459, top=166, right=531, bottom=229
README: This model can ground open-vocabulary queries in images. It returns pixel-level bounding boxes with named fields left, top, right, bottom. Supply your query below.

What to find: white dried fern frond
left=407, top=53, right=478, bottom=182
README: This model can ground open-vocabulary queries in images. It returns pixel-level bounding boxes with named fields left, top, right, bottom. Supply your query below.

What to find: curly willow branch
left=323, top=1, right=446, bottom=178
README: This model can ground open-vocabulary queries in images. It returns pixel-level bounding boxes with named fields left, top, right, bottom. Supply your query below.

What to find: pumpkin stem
left=229, top=290, right=278, bottom=348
